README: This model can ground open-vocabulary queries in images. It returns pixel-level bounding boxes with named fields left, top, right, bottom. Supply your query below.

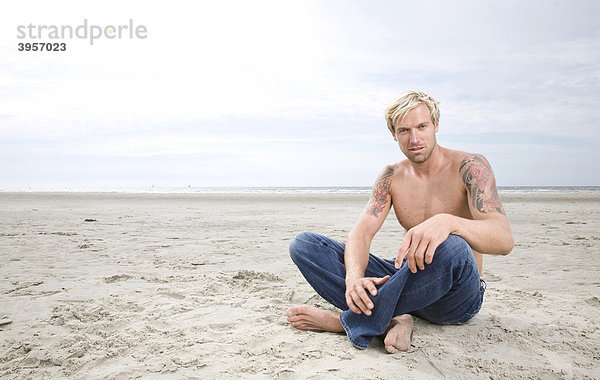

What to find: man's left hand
left=395, top=214, right=455, bottom=273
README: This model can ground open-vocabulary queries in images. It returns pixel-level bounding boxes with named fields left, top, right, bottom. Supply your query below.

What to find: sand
left=0, top=191, right=599, bottom=379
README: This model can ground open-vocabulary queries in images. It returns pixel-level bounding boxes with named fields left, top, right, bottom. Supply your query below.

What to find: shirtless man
left=286, top=90, right=513, bottom=353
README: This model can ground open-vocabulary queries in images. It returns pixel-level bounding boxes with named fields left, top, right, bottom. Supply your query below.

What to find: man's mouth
left=408, top=146, right=425, bottom=153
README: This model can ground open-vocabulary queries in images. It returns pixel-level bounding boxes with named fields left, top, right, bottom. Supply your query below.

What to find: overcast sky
left=1, top=0, right=599, bottom=189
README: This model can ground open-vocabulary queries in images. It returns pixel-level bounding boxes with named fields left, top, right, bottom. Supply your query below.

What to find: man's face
left=392, top=104, right=439, bottom=164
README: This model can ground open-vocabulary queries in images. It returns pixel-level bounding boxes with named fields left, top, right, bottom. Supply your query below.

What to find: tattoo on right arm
left=366, top=166, right=395, bottom=216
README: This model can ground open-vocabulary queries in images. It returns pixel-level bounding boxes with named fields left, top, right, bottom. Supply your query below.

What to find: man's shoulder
left=453, top=150, right=493, bottom=171
left=444, top=148, right=489, bottom=168
left=379, top=161, right=408, bottom=179
left=444, top=147, right=470, bottom=160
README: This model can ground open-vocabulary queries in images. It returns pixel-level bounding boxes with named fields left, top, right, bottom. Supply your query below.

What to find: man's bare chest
left=390, top=179, right=471, bottom=230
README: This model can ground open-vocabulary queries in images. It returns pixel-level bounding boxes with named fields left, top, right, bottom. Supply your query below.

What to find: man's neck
left=407, top=145, right=446, bottom=178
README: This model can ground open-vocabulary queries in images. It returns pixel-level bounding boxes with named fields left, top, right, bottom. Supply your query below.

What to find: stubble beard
left=406, top=141, right=437, bottom=164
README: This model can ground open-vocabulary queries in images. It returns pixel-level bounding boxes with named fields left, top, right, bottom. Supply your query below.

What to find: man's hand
left=345, top=275, right=390, bottom=315
left=396, top=214, right=456, bottom=273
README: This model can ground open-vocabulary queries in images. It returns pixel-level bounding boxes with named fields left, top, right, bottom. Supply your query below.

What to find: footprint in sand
left=104, top=274, right=133, bottom=283
left=158, top=291, right=185, bottom=300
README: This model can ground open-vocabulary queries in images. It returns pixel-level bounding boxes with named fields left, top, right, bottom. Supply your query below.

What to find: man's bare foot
left=286, top=305, right=344, bottom=333
left=383, top=314, right=414, bottom=353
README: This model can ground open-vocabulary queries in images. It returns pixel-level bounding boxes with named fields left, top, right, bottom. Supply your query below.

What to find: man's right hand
left=344, top=275, right=391, bottom=316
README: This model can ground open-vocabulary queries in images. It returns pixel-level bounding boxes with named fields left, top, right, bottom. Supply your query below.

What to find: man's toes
left=287, top=313, right=305, bottom=323
left=383, top=329, right=410, bottom=353
left=286, top=305, right=312, bottom=317
left=383, top=334, right=398, bottom=351
left=286, top=307, right=299, bottom=317
left=290, top=321, right=303, bottom=329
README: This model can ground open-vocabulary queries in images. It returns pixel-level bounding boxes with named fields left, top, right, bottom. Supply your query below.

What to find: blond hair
left=385, top=90, right=440, bottom=134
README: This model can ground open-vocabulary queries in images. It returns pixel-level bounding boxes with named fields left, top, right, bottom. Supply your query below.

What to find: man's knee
left=435, top=234, right=474, bottom=264
left=289, top=231, right=319, bottom=263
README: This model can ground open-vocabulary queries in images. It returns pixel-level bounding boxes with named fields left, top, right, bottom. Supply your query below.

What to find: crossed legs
left=286, top=232, right=483, bottom=351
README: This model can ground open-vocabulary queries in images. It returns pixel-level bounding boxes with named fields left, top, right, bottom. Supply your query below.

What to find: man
left=286, top=90, right=513, bottom=353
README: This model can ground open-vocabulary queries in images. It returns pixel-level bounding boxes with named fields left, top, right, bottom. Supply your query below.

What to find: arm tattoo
left=367, top=166, right=395, bottom=216
left=459, top=154, right=506, bottom=215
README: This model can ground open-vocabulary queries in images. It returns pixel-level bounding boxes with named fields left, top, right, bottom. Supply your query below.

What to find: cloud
left=1, top=0, right=599, bottom=187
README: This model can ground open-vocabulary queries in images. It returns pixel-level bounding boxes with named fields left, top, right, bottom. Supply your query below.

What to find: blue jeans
left=289, top=232, right=486, bottom=349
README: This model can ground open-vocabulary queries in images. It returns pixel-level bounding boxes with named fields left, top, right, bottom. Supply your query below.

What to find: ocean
left=2, top=186, right=599, bottom=195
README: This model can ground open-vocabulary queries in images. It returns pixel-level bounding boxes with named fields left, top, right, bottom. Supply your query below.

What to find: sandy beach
left=0, top=191, right=598, bottom=379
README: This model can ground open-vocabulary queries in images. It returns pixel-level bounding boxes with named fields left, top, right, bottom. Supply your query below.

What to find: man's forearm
left=449, top=214, right=513, bottom=255
left=344, top=230, right=372, bottom=280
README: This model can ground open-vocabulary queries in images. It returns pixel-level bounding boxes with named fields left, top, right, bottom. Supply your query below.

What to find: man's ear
left=391, top=131, right=398, bottom=141
left=434, top=123, right=439, bottom=133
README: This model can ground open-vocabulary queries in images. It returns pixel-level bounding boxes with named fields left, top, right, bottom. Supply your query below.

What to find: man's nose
left=409, top=129, right=419, bottom=144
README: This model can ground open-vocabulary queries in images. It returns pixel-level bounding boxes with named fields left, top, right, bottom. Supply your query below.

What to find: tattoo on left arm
left=459, top=154, right=505, bottom=215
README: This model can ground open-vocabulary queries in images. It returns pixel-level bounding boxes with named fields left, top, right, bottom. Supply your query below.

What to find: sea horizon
left=1, top=185, right=600, bottom=195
